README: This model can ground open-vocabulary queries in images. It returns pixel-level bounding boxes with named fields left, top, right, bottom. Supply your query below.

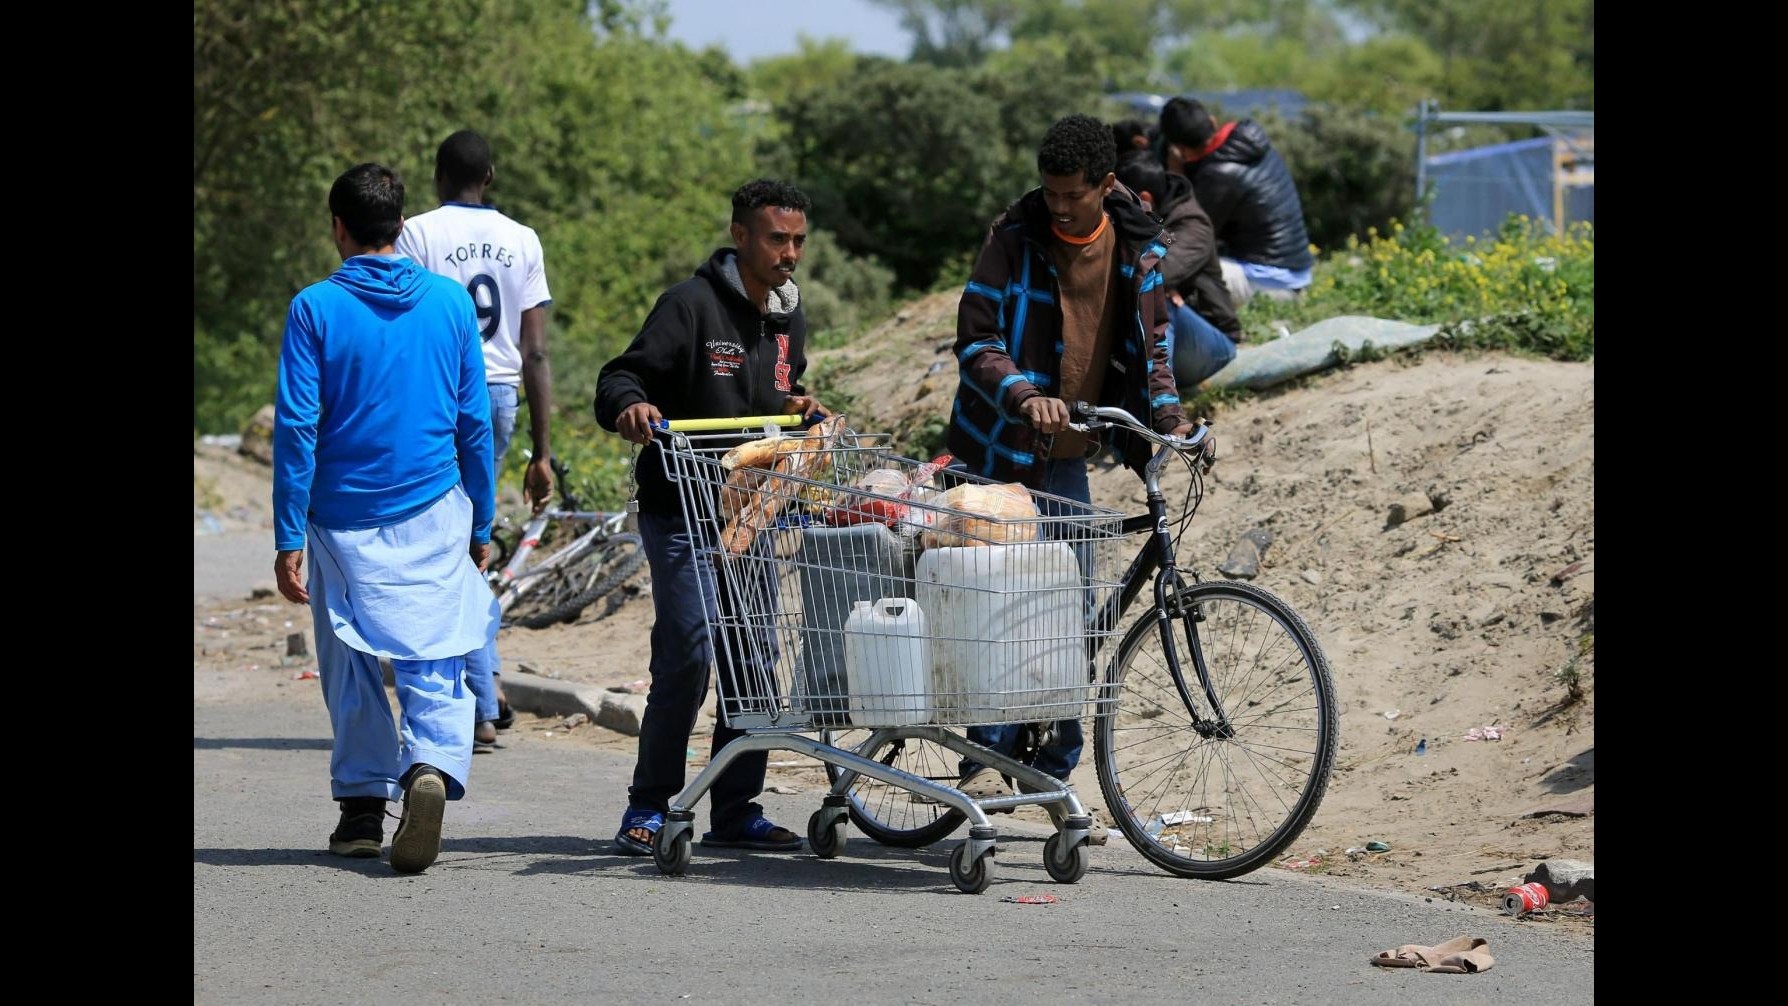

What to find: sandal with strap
left=614, top=807, right=663, bottom=856
left=700, top=815, right=803, bottom=852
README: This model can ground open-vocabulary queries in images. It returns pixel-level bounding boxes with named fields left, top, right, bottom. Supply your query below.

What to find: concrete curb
left=379, top=661, right=629, bottom=733
left=502, top=669, right=610, bottom=723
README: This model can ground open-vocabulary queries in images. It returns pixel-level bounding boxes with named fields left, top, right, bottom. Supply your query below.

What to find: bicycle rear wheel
left=820, top=728, right=966, bottom=848
left=501, top=533, right=645, bottom=629
left=1095, top=580, right=1337, bottom=879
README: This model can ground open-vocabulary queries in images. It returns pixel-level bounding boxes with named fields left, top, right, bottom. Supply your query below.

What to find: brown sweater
left=1048, top=218, right=1119, bottom=458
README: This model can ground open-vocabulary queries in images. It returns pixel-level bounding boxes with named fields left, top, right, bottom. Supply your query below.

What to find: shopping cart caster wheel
left=807, top=810, right=846, bottom=859
left=1043, top=833, right=1089, bottom=884
left=949, top=842, right=995, bottom=894
left=653, top=827, right=692, bottom=875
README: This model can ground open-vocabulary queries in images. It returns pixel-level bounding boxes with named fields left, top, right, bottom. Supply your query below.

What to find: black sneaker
left=390, top=765, right=447, bottom=874
left=328, top=797, right=387, bottom=858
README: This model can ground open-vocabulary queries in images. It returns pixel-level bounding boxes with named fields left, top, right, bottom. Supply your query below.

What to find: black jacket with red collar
left=1185, top=119, right=1314, bottom=271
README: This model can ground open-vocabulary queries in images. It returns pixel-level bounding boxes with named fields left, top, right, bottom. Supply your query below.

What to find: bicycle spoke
left=1098, top=582, right=1336, bottom=878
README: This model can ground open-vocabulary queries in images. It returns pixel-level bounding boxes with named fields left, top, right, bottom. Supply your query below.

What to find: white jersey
left=396, top=202, right=552, bottom=386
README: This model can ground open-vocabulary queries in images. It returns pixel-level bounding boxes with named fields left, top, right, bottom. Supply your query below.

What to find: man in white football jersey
left=397, top=129, right=554, bottom=750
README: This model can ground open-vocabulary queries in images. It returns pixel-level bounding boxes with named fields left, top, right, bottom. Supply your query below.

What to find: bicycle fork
left=1139, top=462, right=1236, bottom=741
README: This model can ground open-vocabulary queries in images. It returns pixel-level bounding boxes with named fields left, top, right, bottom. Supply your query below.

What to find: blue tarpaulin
left=1427, top=135, right=1594, bottom=240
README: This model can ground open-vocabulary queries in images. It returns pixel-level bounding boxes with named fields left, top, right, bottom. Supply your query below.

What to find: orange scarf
left=1051, top=212, right=1110, bottom=246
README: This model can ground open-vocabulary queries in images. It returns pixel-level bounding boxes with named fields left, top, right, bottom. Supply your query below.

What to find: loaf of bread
left=721, top=435, right=794, bottom=472
left=919, top=482, right=1041, bottom=549
left=720, top=415, right=847, bottom=554
left=719, top=466, right=770, bottom=522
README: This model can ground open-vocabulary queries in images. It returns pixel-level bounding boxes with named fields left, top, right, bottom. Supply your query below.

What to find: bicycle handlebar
left=1066, top=401, right=1212, bottom=453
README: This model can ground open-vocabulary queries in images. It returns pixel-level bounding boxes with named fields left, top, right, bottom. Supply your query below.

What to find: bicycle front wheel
left=501, top=533, right=645, bottom=629
left=820, top=729, right=966, bottom=848
left=1096, top=579, right=1338, bottom=879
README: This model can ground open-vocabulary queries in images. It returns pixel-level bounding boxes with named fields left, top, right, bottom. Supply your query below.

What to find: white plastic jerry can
left=842, top=598, right=931, bottom=726
left=915, top=540, right=1088, bottom=722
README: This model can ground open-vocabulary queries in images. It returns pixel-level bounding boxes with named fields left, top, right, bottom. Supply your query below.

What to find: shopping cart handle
left=653, top=414, right=823, bottom=433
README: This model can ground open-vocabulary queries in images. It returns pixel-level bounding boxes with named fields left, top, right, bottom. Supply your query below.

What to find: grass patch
left=1240, top=215, right=1594, bottom=361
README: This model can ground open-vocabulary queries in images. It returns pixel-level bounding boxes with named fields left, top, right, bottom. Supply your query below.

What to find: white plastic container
left=915, top=540, right=1089, bottom=722
left=842, top=598, right=932, bottom=726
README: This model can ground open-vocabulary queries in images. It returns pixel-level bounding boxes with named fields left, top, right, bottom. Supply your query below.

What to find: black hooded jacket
left=594, top=248, right=807, bottom=515
left=1185, top=119, right=1314, bottom=271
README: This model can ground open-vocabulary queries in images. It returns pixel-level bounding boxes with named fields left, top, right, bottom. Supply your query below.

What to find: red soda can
left=1502, top=882, right=1550, bottom=915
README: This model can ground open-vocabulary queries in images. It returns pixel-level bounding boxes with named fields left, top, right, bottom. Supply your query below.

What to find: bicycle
left=823, top=402, right=1338, bottom=879
left=487, top=454, right=645, bottom=629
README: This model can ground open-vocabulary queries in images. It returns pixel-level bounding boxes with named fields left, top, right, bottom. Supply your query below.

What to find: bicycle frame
left=1076, top=407, right=1237, bottom=741
left=491, top=508, right=630, bottom=608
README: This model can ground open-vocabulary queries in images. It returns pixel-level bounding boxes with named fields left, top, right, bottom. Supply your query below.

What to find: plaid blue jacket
left=947, top=183, right=1189, bottom=487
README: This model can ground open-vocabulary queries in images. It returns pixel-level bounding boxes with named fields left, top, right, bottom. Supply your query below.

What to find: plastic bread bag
left=824, top=453, right=954, bottom=529
left=919, top=481, right=1042, bottom=549
left=824, top=468, right=910, bottom=527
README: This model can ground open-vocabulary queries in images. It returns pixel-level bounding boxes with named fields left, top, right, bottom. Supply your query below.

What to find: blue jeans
left=1219, top=258, right=1311, bottom=306
left=487, top=383, right=519, bottom=461
left=1166, top=302, right=1238, bottom=390
left=627, top=510, right=779, bottom=828
left=962, top=457, right=1091, bottom=782
left=466, top=383, right=520, bottom=725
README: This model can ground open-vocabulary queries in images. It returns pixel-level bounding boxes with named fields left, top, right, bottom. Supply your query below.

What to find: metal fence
left=1413, top=103, right=1594, bottom=240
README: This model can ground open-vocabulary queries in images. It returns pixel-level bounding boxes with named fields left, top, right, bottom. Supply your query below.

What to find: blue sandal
left=700, top=815, right=803, bottom=852
left=615, top=808, right=664, bottom=856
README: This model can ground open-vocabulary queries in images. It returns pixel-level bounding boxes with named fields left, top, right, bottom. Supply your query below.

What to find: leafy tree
left=781, top=58, right=1005, bottom=289
left=192, top=0, right=757, bottom=435
left=1004, top=0, right=1172, bottom=89
left=975, top=36, right=1113, bottom=192
left=1166, top=30, right=1323, bottom=93
left=193, top=0, right=512, bottom=432
left=747, top=36, right=860, bottom=110
left=1309, top=33, right=1445, bottom=114
left=867, top=0, right=1023, bottom=67
left=1341, top=0, right=1593, bottom=110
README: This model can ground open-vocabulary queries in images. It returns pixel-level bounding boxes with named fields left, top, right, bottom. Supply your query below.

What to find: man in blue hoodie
left=273, top=162, right=499, bottom=874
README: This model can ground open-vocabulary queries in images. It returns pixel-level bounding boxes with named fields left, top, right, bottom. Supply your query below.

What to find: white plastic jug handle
left=877, top=598, right=908, bottom=616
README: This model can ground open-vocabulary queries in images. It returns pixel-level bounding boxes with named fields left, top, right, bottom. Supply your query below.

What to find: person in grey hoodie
left=1115, top=149, right=1243, bottom=390
left=594, top=179, right=824, bottom=857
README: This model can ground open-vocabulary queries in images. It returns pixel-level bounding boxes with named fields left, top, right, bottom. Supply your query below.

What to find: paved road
left=195, top=528, right=274, bottom=601
left=194, top=679, right=1594, bottom=1005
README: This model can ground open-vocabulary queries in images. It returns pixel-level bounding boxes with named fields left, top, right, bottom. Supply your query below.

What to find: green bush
left=541, top=422, right=640, bottom=514
left=798, top=229, right=898, bottom=348
left=1241, top=216, right=1594, bottom=361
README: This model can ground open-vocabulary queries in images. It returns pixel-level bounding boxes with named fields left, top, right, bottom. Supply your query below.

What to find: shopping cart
left=645, top=413, right=1127, bottom=893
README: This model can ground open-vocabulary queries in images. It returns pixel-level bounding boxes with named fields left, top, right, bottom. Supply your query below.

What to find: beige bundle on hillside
left=920, top=482, right=1041, bottom=549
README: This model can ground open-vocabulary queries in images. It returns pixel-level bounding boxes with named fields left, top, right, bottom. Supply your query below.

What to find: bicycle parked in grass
left=823, top=402, right=1338, bottom=880
left=487, top=454, right=645, bottom=629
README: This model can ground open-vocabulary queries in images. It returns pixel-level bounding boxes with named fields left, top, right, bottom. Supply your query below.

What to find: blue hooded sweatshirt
left=273, top=254, right=495, bottom=551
